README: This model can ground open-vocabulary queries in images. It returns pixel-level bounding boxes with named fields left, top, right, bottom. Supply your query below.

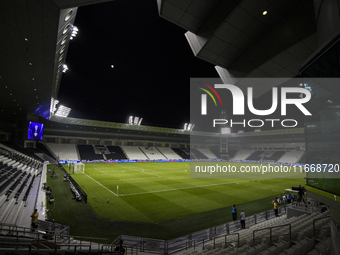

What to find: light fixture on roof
left=127, top=116, right=143, bottom=125
left=62, top=64, right=68, bottom=73
left=262, top=11, right=267, bottom=15
left=183, top=123, right=194, bottom=131
left=70, top=26, right=78, bottom=40
left=55, top=105, right=71, bottom=117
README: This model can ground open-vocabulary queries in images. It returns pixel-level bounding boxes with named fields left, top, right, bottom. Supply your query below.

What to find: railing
left=206, top=233, right=239, bottom=250
left=0, top=224, right=108, bottom=252
left=253, top=223, right=291, bottom=246
left=292, top=201, right=319, bottom=213
left=102, top=243, right=139, bottom=255
left=53, top=244, right=92, bottom=254
left=118, top=205, right=290, bottom=254
left=313, top=215, right=331, bottom=238
left=0, top=242, right=32, bottom=255
left=0, top=204, right=291, bottom=254
left=60, top=235, right=108, bottom=250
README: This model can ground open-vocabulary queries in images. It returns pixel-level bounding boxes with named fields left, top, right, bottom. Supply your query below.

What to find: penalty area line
left=84, top=173, right=118, bottom=197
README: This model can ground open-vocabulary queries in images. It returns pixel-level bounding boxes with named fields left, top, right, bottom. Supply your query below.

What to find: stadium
left=0, top=0, right=339, bottom=255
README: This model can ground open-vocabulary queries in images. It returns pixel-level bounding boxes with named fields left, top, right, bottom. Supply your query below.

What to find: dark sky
left=58, top=0, right=218, bottom=128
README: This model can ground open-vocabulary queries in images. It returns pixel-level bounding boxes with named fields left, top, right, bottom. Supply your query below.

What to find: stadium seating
left=121, top=146, right=148, bottom=160
left=78, top=145, right=104, bottom=160
left=265, top=151, right=286, bottom=162
left=172, top=148, right=190, bottom=159
left=46, top=143, right=79, bottom=161
left=246, top=151, right=265, bottom=161
left=176, top=209, right=331, bottom=255
left=191, top=148, right=207, bottom=159
left=278, top=151, right=305, bottom=164
left=157, top=147, right=183, bottom=159
left=0, top=141, right=43, bottom=162
left=233, top=150, right=253, bottom=160
left=196, top=149, right=217, bottom=159
left=106, top=146, right=127, bottom=160
left=139, top=147, right=167, bottom=160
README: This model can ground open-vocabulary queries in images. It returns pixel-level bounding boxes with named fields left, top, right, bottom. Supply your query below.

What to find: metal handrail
left=313, top=215, right=331, bottom=238
left=53, top=244, right=91, bottom=255
left=211, top=232, right=239, bottom=249
left=101, top=244, right=139, bottom=255
left=0, top=226, right=109, bottom=250
left=0, top=242, right=32, bottom=255
left=0, top=204, right=292, bottom=255
left=253, top=223, right=291, bottom=246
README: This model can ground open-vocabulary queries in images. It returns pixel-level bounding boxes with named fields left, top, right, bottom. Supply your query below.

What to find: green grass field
left=46, top=162, right=305, bottom=240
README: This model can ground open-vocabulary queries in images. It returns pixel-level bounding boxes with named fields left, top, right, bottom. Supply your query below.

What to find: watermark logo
left=197, top=82, right=222, bottom=115
left=200, top=84, right=311, bottom=116
left=196, top=82, right=312, bottom=128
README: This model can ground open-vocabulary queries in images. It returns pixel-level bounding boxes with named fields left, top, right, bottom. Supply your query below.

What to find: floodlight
left=127, top=116, right=143, bottom=125
left=62, top=64, right=68, bottom=73
left=50, top=97, right=59, bottom=114
left=221, top=127, right=231, bottom=134
left=128, top=116, right=133, bottom=125
left=70, top=26, right=79, bottom=40
left=183, top=123, right=194, bottom=131
left=55, top=105, right=71, bottom=117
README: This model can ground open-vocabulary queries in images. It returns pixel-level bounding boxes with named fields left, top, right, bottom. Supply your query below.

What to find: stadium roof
left=159, top=0, right=318, bottom=97
left=0, top=0, right=113, bottom=124
left=0, top=0, right=329, bottom=129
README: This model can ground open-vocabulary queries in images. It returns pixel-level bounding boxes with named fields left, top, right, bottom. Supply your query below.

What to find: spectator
left=30, top=209, right=39, bottom=231
left=232, top=204, right=237, bottom=221
left=274, top=199, right=279, bottom=217
left=279, top=194, right=283, bottom=204
left=115, top=239, right=126, bottom=255
left=239, top=209, right=245, bottom=229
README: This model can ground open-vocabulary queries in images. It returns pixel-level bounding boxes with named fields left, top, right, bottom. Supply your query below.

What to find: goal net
left=74, top=162, right=85, bottom=174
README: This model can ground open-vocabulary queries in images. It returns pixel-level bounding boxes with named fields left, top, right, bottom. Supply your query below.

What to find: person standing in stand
left=274, top=199, right=279, bottom=217
left=239, top=209, right=245, bottom=229
left=232, top=204, right=237, bottom=221
left=30, top=209, right=39, bottom=231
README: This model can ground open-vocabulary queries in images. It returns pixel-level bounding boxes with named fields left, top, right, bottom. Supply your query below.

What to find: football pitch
left=69, top=162, right=304, bottom=223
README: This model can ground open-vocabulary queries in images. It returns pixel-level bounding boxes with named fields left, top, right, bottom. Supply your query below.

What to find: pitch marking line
left=100, top=176, right=162, bottom=182
left=84, top=173, right=117, bottom=197
left=93, top=168, right=108, bottom=174
left=118, top=165, right=162, bottom=178
left=118, top=179, right=253, bottom=197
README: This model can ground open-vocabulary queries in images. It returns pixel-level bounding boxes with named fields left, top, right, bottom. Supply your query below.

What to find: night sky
left=58, top=0, right=218, bottom=129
